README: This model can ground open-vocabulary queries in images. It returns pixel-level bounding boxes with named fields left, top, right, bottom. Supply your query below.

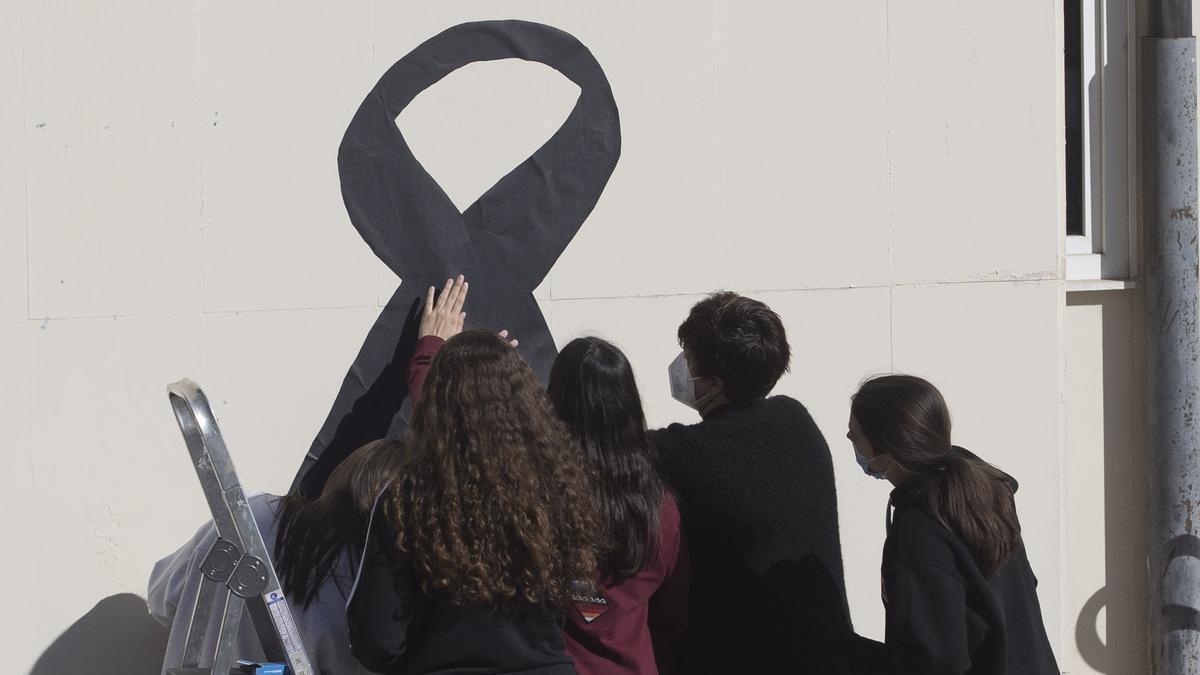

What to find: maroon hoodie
left=563, top=494, right=690, bottom=675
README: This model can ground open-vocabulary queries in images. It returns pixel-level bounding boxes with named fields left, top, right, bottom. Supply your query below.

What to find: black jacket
left=347, top=500, right=576, bottom=675
left=651, top=396, right=853, bottom=674
left=855, top=466, right=1059, bottom=675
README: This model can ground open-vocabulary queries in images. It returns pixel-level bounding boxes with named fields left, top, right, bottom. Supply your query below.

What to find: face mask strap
left=692, top=383, right=719, bottom=412
left=856, top=448, right=891, bottom=480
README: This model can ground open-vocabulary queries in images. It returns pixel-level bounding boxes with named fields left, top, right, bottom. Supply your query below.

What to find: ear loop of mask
left=855, top=449, right=891, bottom=480
left=692, top=377, right=720, bottom=412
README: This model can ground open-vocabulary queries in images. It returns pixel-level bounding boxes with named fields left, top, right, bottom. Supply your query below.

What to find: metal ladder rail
left=165, top=378, right=314, bottom=675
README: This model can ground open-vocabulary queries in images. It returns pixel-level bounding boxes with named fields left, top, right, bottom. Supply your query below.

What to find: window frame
left=1064, top=0, right=1137, bottom=282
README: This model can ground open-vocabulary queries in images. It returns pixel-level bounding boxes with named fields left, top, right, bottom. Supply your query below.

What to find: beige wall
left=0, top=1, right=1111, bottom=672
left=1063, top=290, right=1148, bottom=675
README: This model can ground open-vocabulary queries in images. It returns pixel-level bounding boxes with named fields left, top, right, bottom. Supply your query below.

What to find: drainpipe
left=1144, top=0, right=1200, bottom=672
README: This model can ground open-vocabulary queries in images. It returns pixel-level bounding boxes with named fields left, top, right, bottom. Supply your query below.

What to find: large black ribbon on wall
left=290, top=20, right=621, bottom=496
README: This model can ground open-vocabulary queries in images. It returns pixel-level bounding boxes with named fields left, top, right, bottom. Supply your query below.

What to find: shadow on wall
left=1067, top=290, right=1147, bottom=674
left=1075, top=586, right=1109, bottom=671
left=31, top=593, right=168, bottom=675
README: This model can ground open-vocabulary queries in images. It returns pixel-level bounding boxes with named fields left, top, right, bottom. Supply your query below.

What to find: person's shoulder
left=649, top=426, right=692, bottom=477
left=887, top=506, right=963, bottom=572
left=246, top=492, right=286, bottom=540
left=648, top=421, right=700, bottom=453
left=249, top=491, right=284, bottom=517
left=764, top=394, right=813, bottom=417
left=659, top=491, right=682, bottom=525
left=761, top=395, right=828, bottom=446
left=890, top=504, right=949, bottom=540
left=653, top=418, right=702, bottom=434
left=249, top=491, right=280, bottom=505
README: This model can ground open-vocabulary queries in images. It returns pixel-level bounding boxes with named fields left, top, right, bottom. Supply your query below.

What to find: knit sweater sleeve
left=648, top=425, right=688, bottom=480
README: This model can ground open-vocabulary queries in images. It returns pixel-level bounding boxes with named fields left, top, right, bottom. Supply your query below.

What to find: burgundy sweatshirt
left=563, top=494, right=690, bottom=675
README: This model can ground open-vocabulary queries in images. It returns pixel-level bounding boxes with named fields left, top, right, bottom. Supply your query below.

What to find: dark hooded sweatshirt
left=347, top=499, right=576, bottom=675
left=853, top=453, right=1060, bottom=675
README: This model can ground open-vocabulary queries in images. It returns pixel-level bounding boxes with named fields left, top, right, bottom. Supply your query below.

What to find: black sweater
left=347, top=500, right=576, bottom=675
left=854, top=474, right=1060, bottom=675
left=651, top=396, right=854, bottom=674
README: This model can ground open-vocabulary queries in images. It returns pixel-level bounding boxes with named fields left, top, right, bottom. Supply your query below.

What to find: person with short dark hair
left=651, top=291, right=853, bottom=673
left=846, top=375, right=1059, bottom=674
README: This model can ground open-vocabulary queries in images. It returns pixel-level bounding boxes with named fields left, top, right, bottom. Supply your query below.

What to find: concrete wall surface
left=0, top=0, right=1148, bottom=672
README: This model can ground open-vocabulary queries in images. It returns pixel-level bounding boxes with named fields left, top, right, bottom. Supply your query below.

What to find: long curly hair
left=384, top=329, right=599, bottom=607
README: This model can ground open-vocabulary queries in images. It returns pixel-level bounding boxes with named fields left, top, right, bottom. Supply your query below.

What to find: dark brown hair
left=275, top=438, right=407, bottom=607
left=548, top=336, right=666, bottom=580
left=678, top=291, right=791, bottom=403
left=851, top=375, right=1022, bottom=576
left=385, top=329, right=599, bottom=607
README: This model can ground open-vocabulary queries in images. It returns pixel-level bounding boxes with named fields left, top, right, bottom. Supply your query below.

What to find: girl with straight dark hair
left=274, top=438, right=407, bottom=609
left=847, top=374, right=1059, bottom=675
left=547, top=337, right=690, bottom=675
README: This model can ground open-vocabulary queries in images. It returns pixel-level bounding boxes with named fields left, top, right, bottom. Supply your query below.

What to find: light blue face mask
left=855, top=448, right=890, bottom=480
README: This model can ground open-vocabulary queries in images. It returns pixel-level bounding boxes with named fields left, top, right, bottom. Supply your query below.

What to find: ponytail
left=852, top=375, right=1023, bottom=577
left=922, top=447, right=1021, bottom=576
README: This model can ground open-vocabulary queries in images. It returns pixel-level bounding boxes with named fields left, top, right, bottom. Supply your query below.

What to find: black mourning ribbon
left=290, top=20, right=621, bottom=496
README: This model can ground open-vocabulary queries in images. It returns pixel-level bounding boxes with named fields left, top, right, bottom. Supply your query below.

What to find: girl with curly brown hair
left=347, top=277, right=600, bottom=675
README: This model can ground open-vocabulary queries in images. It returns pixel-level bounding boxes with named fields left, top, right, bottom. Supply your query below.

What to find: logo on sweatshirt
left=571, top=591, right=610, bottom=623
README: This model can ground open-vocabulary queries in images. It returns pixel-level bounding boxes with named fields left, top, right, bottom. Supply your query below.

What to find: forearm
left=406, top=335, right=445, bottom=404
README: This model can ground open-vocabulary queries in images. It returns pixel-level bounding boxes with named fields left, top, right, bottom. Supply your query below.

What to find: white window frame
left=1065, top=0, right=1137, bottom=283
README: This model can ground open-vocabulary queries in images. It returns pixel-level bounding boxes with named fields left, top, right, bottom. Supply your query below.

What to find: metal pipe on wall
left=1148, top=1, right=1192, bottom=38
left=1144, top=0, right=1200, bottom=672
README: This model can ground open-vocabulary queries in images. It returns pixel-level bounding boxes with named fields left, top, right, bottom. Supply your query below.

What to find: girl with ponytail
left=846, top=375, right=1059, bottom=675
